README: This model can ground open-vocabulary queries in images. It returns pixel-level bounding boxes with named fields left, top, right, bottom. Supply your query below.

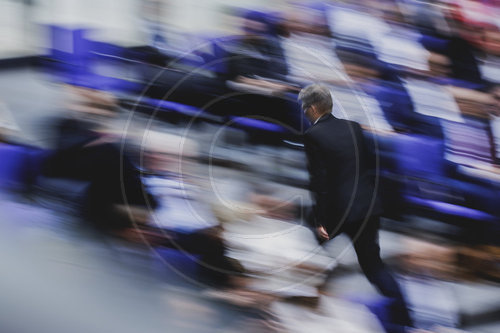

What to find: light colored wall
left=0, top=0, right=290, bottom=57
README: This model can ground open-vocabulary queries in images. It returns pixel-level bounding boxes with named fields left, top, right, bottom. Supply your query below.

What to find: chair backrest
left=0, top=144, right=48, bottom=192
left=230, top=116, right=288, bottom=133
left=0, top=144, right=30, bottom=191
left=393, top=135, right=445, bottom=179
left=419, top=35, right=450, bottom=54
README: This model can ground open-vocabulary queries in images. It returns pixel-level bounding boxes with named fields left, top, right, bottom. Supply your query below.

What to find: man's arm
left=304, top=132, right=330, bottom=236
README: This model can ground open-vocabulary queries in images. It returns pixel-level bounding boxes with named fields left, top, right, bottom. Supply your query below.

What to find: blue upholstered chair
left=0, top=144, right=31, bottom=192
left=0, top=144, right=49, bottom=193
left=391, top=135, right=498, bottom=243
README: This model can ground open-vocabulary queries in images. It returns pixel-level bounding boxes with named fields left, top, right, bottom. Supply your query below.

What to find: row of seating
left=36, top=15, right=499, bottom=245
left=42, top=22, right=306, bottom=142
left=374, top=134, right=500, bottom=244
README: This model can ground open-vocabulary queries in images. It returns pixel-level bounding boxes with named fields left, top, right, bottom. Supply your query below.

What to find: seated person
left=403, top=53, right=464, bottom=124
left=219, top=11, right=304, bottom=129
left=280, top=3, right=363, bottom=85
left=419, top=13, right=484, bottom=87
left=41, top=88, right=157, bottom=238
left=478, top=24, right=500, bottom=85
left=44, top=116, right=242, bottom=285
left=336, top=48, right=444, bottom=139
left=140, top=131, right=243, bottom=285
left=224, top=10, right=289, bottom=84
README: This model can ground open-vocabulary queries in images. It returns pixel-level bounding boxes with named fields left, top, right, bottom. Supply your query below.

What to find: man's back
left=304, top=113, right=381, bottom=233
left=298, top=84, right=412, bottom=330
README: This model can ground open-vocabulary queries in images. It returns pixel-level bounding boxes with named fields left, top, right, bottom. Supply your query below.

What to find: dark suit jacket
left=304, top=113, right=382, bottom=234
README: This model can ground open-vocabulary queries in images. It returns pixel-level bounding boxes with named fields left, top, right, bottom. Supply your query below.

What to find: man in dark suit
left=298, top=84, right=412, bottom=330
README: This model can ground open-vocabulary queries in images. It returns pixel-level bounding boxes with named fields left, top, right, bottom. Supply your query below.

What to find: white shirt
left=143, top=176, right=219, bottom=232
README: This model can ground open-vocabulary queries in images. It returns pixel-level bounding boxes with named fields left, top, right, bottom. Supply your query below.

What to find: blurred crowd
left=1, top=1, right=500, bottom=333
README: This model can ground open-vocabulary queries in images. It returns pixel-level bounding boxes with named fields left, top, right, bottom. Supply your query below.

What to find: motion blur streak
left=0, top=1, right=499, bottom=333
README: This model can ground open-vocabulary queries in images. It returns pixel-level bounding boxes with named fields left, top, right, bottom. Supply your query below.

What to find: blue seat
left=85, top=40, right=142, bottom=93
left=0, top=144, right=48, bottom=192
left=229, top=116, right=288, bottom=133
left=138, top=97, right=222, bottom=124
left=390, top=135, right=499, bottom=242
left=0, top=144, right=30, bottom=191
left=194, top=8, right=283, bottom=77
left=44, top=25, right=141, bottom=93
left=419, top=35, right=450, bottom=53
left=143, top=97, right=202, bottom=117
left=405, top=196, right=496, bottom=222
left=207, top=37, right=232, bottom=76
left=44, top=25, right=92, bottom=82
left=154, top=247, right=201, bottom=283
left=392, top=135, right=445, bottom=179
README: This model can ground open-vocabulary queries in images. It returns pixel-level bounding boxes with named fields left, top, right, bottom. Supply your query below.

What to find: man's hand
left=316, top=225, right=329, bottom=241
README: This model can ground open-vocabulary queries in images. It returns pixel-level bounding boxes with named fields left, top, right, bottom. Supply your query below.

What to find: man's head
left=298, top=84, right=333, bottom=123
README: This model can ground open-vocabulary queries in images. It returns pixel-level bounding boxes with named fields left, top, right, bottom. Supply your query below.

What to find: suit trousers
left=325, top=216, right=413, bottom=330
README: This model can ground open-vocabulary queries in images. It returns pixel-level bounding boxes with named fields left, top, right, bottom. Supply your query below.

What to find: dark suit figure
left=299, top=84, right=412, bottom=331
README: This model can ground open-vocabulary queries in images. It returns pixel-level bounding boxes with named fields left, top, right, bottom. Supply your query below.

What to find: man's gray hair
left=298, top=84, right=333, bottom=113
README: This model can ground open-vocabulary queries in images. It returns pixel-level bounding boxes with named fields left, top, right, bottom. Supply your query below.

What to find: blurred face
left=342, top=63, right=377, bottom=83
left=428, top=53, right=451, bottom=78
left=483, top=29, right=500, bottom=56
